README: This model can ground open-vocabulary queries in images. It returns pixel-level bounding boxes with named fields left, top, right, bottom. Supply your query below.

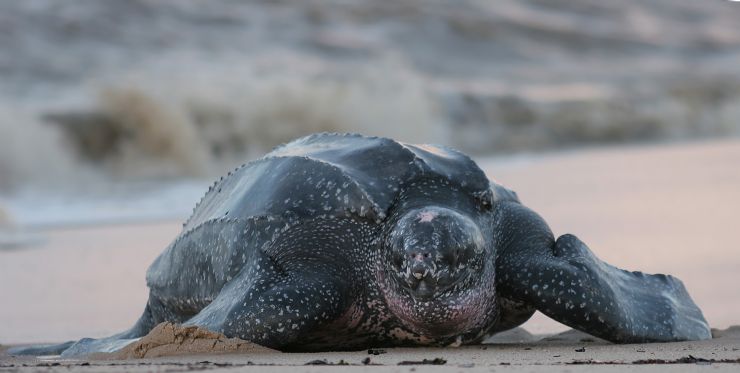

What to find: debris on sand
left=397, top=358, right=447, bottom=365
left=367, top=348, right=386, bottom=355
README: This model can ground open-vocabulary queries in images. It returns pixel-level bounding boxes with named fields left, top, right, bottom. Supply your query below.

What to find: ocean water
left=0, top=181, right=208, bottom=229
left=3, top=0, right=740, bottom=201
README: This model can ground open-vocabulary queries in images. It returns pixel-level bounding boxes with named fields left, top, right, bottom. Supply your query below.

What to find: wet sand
left=1, top=139, right=739, bottom=371
left=2, top=327, right=739, bottom=372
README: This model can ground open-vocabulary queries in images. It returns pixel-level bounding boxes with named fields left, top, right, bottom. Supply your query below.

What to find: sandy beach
left=1, top=139, right=739, bottom=371
left=2, top=1, right=740, bottom=371
left=1, top=327, right=739, bottom=372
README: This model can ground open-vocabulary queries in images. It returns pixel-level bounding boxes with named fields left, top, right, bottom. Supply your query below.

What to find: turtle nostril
left=409, top=252, right=427, bottom=262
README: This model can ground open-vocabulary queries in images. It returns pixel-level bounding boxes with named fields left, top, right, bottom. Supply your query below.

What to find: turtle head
left=378, top=206, right=496, bottom=338
left=386, top=207, right=485, bottom=300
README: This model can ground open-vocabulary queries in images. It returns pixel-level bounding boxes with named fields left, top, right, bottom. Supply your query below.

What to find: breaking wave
left=1, top=65, right=448, bottom=192
left=2, top=0, right=740, bottom=197
left=0, top=105, right=80, bottom=192
left=4, top=68, right=740, bottom=195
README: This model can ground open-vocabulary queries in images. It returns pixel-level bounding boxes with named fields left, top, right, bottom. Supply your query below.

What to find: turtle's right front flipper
left=495, top=202, right=711, bottom=343
left=184, top=217, right=373, bottom=350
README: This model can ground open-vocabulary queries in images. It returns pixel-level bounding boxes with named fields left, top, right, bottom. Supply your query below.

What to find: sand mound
left=98, top=322, right=275, bottom=359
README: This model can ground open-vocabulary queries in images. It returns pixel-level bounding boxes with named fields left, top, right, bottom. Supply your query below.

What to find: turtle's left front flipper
left=495, top=205, right=711, bottom=342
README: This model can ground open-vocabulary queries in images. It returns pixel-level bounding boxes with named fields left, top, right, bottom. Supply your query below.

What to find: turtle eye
left=475, top=189, right=494, bottom=211
left=441, top=248, right=460, bottom=268
left=445, top=243, right=479, bottom=270
left=392, top=253, right=404, bottom=269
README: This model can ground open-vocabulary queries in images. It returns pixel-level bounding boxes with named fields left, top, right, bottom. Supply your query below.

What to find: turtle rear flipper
left=8, top=333, right=139, bottom=357
left=8, top=341, right=76, bottom=356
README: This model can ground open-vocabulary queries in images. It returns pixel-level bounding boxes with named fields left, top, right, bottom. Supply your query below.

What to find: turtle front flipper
left=495, top=202, right=711, bottom=343
left=184, top=264, right=351, bottom=350
left=184, top=216, right=373, bottom=350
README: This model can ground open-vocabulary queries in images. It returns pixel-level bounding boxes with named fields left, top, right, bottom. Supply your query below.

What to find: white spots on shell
left=146, top=134, right=533, bottom=351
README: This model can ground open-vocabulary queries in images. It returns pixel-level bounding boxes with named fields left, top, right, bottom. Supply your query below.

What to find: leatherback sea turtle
left=14, top=133, right=710, bottom=357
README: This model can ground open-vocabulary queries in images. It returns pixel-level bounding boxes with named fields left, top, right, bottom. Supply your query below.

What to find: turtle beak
left=405, top=261, right=437, bottom=300
left=410, top=261, right=430, bottom=281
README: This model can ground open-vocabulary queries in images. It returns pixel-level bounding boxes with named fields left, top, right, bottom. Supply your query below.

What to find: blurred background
left=1, top=0, right=739, bottom=344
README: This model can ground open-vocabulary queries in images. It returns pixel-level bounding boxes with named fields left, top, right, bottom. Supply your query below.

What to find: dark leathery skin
left=8, top=133, right=711, bottom=357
